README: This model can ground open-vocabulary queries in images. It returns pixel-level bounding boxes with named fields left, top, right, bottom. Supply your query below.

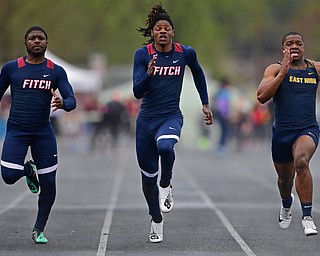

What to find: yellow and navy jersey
left=0, top=56, right=76, bottom=131
left=133, top=42, right=209, bottom=117
left=273, top=59, right=319, bottom=132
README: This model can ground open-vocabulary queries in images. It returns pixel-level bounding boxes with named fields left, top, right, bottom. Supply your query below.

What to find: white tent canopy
left=45, top=51, right=103, bottom=93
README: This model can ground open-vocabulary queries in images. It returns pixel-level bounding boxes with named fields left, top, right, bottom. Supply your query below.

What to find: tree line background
left=1, top=0, right=320, bottom=86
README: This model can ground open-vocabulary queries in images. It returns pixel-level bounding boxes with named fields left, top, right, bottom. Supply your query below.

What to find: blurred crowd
left=199, top=79, right=274, bottom=156
left=72, top=91, right=140, bottom=153
left=0, top=81, right=293, bottom=155
left=0, top=82, right=275, bottom=155
left=8, top=90, right=142, bottom=154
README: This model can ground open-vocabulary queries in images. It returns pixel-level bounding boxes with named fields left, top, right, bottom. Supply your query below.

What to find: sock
left=152, top=215, right=163, bottom=223
left=159, top=182, right=170, bottom=189
left=282, top=195, right=293, bottom=208
left=301, top=203, right=312, bottom=219
left=24, top=163, right=33, bottom=176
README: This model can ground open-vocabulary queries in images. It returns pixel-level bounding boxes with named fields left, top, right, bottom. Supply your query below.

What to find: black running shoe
left=25, top=160, right=39, bottom=194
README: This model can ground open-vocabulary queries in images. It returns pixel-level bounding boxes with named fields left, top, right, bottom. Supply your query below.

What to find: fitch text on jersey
left=153, top=66, right=181, bottom=76
left=22, top=79, right=51, bottom=89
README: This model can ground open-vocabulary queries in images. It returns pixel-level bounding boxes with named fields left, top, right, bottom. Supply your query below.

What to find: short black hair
left=281, top=31, right=303, bottom=46
left=25, top=26, right=48, bottom=41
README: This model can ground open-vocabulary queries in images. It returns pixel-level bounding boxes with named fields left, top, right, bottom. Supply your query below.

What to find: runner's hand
left=51, top=89, right=63, bottom=112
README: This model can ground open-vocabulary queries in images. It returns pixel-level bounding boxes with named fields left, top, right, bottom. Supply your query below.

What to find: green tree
left=1, top=0, right=320, bottom=83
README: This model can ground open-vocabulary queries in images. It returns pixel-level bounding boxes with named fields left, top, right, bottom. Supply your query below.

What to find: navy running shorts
left=272, top=125, right=319, bottom=164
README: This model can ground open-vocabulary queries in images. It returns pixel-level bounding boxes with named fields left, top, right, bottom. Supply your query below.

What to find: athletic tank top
left=273, top=59, right=319, bottom=132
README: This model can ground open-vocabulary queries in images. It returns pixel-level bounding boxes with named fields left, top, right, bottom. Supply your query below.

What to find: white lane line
left=0, top=191, right=29, bottom=215
left=181, top=164, right=256, bottom=256
left=2, top=201, right=279, bottom=210
left=96, top=156, right=128, bottom=256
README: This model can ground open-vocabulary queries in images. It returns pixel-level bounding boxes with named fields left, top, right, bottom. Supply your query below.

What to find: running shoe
left=159, top=185, right=173, bottom=213
left=302, top=216, right=318, bottom=236
left=25, top=160, right=39, bottom=194
left=149, top=219, right=163, bottom=243
left=279, top=193, right=294, bottom=229
left=32, top=229, right=48, bottom=244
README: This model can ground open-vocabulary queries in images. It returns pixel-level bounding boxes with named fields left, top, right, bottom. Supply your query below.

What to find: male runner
left=0, top=26, right=76, bottom=243
left=257, top=31, right=319, bottom=236
left=133, top=4, right=213, bottom=242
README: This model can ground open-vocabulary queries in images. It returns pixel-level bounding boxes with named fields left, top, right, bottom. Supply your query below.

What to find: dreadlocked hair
left=137, top=3, right=174, bottom=45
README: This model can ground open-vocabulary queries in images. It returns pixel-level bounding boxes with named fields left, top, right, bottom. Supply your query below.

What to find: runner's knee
left=157, top=139, right=175, bottom=156
left=1, top=166, right=23, bottom=184
left=141, top=173, right=157, bottom=191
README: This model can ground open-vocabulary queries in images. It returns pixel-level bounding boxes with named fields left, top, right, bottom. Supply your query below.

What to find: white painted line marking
left=181, top=163, right=256, bottom=256
left=0, top=191, right=29, bottom=215
left=96, top=157, right=127, bottom=256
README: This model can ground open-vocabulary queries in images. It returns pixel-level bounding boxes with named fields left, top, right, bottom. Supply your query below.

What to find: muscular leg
left=141, top=173, right=162, bottom=222
left=292, top=135, right=316, bottom=204
left=1, top=130, right=29, bottom=184
left=136, top=132, right=161, bottom=222
left=1, top=166, right=26, bottom=184
left=274, top=161, right=295, bottom=200
left=273, top=128, right=318, bottom=234
left=31, top=124, right=58, bottom=232
left=34, top=170, right=57, bottom=232
left=157, top=138, right=177, bottom=188
left=156, top=117, right=182, bottom=188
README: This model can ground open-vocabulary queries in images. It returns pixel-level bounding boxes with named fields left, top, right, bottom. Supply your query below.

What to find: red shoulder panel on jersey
left=147, top=44, right=156, bottom=55
left=47, top=59, right=54, bottom=69
left=174, top=43, right=183, bottom=53
left=17, top=57, right=26, bottom=68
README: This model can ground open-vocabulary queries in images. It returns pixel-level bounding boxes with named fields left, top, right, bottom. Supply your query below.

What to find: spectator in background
left=212, top=79, right=231, bottom=156
left=124, top=96, right=141, bottom=138
left=91, top=91, right=129, bottom=149
left=104, top=92, right=129, bottom=146
left=250, top=102, right=272, bottom=142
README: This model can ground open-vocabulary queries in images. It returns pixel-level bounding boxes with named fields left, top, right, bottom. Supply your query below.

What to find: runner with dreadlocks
left=133, top=3, right=213, bottom=242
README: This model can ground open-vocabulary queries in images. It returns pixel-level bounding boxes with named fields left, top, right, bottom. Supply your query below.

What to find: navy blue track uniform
left=0, top=56, right=76, bottom=231
left=272, top=59, right=319, bottom=163
left=133, top=42, right=209, bottom=220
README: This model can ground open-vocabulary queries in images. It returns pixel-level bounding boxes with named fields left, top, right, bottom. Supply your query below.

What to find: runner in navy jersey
left=133, top=4, right=213, bottom=243
left=0, top=26, right=76, bottom=243
left=257, top=32, right=320, bottom=236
